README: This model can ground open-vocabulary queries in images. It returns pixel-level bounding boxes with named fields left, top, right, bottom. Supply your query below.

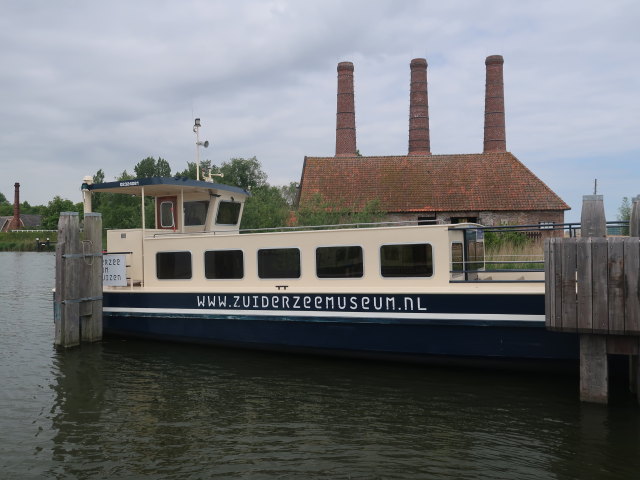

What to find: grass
left=0, top=231, right=57, bottom=252
left=484, top=239, right=544, bottom=271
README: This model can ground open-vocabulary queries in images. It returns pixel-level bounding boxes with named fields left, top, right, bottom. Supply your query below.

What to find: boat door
left=157, top=196, right=178, bottom=230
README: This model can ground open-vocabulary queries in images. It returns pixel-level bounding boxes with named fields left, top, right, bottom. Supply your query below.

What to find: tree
left=42, top=196, right=83, bottom=229
left=280, top=182, right=299, bottom=208
left=175, top=160, right=211, bottom=180
left=240, top=185, right=290, bottom=230
left=0, top=192, right=7, bottom=204
left=216, top=157, right=267, bottom=190
left=295, top=194, right=384, bottom=227
left=618, top=197, right=631, bottom=235
left=134, top=156, right=172, bottom=178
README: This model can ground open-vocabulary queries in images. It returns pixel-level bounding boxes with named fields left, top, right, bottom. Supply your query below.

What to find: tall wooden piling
left=631, top=195, right=640, bottom=238
left=579, top=195, right=608, bottom=403
left=80, top=212, right=103, bottom=342
left=54, top=211, right=103, bottom=348
left=54, top=212, right=81, bottom=347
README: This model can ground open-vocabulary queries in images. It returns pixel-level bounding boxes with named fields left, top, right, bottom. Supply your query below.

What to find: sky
left=1, top=0, right=638, bottom=222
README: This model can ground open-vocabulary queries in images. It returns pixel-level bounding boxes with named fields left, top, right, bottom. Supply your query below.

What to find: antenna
left=193, top=118, right=210, bottom=181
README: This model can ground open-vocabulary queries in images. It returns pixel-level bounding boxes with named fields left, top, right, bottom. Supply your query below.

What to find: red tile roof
left=298, top=152, right=569, bottom=212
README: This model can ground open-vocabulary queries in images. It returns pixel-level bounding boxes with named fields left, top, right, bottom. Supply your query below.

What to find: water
left=1, top=252, right=639, bottom=479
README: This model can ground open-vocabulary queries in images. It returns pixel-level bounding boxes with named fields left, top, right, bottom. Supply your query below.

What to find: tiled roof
left=0, top=214, right=42, bottom=230
left=298, top=152, right=569, bottom=212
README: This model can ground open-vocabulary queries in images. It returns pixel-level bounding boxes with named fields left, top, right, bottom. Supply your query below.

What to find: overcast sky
left=1, top=0, right=638, bottom=221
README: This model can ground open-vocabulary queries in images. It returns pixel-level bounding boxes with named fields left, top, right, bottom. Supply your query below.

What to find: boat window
left=156, top=251, right=192, bottom=280
left=316, top=246, right=363, bottom=278
left=258, top=248, right=300, bottom=279
left=451, top=242, right=464, bottom=272
left=465, top=229, right=485, bottom=271
left=380, top=243, right=433, bottom=277
left=160, top=201, right=175, bottom=228
left=184, top=201, right=209, bottom=226
left=205, top=250, right=244, bottom=279
left=216, top=201, right=241, bottom=225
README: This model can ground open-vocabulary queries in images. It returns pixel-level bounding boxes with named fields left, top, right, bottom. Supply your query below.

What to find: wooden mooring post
left=545, top=195, right=640, bottom=404
left=54, top=211, right=103, bottom=348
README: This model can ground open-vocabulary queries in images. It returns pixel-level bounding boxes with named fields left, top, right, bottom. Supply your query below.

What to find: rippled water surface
left=1, top=252, right=639, bottom=479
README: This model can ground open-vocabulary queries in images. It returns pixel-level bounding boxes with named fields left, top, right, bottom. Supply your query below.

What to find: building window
left=258, top=248, right=300, bottom=279
left=418, top=215, right=437, bottom=225
left=380, top=243, right=433, bottom=277
left=539, top=221, right=555, bottom=230
left=451, top=217, right=478, bottom=224
left=205, top=250, right=243, bottom=279
left=184, top=201, right=209, bottom=226
left=156, top=251, right=192, bottom=279
left=216, top=201, right=241, bottom=225
left=316, top=246, right=363, bottom=278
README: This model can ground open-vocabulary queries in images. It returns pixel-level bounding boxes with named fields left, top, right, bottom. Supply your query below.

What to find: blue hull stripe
left=102, top=291, right=579, bottom=362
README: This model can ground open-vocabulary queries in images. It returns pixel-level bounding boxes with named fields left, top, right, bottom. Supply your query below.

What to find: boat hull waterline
left=103, top=291, right=579, bottom=365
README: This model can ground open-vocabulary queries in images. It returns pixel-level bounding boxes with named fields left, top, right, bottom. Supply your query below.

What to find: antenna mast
left=193, top=118, right=209, bottom=181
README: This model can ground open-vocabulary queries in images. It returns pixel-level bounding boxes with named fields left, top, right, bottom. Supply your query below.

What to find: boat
left=83, top=175, right=579, bottom=369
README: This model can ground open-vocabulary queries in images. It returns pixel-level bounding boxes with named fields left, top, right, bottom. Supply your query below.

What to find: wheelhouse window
left=184, top=201, right=209, bottom=226
left=205, top=250, right=244, bottom=279
left=380, top=243, right=433, bottom=277
left=258, top=248, right=300, bottom=279
left=160, top=201, right=175, bottom=228
left=316, top=246, right=363, bottom=278
left=216, top=201, right=241, bottom=225
left=156, top=251, right=191, bottom=279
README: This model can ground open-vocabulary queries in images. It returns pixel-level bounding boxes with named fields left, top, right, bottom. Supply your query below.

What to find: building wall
left=385, top=210, right=565, bottom=236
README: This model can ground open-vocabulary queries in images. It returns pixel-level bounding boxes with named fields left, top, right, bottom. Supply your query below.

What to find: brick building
left=0, top=183, right=41, bottom=232
left=297, top=56, right=569, bottom=227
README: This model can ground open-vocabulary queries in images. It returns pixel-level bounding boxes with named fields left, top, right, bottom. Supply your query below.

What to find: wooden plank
left=624, top=238, right=640, bottom=334
left=561, top=238, right=577, bottom=330
left=607, top=237, right=625, bottom=335
left=54, top=232, right=66, bottom=347
left=544, top=239, right=555, bottom=329
left=576, top=238, right=593, bottom=333
left=54, top=213, right=81, bottom=348
left=630, top=196, right=639, bottom=238
left=591, top=238, right=609, bottom=334
left=580, top=195, right=606, bottom=238
left=553, top=238, right=564, bottom=330
left=81, top=213, right=103, bottom=342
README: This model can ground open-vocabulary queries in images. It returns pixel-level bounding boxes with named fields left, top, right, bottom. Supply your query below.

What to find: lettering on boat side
left=194, top=294, right=428, bottom=313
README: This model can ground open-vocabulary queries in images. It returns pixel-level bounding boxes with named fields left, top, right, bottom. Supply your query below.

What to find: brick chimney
left=8, top=182, right=21, bottom=230
left=483, top=55, right=506, bottom=153
left=335, top=61, right=357, bottom=156
left=408, top=58, right=431, bottom=155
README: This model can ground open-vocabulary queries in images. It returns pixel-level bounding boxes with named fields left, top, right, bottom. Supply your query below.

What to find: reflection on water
left=1, top=252, right=640, bottom=479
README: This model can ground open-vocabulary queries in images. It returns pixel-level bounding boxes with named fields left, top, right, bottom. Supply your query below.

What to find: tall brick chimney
left=335, top=61, right=357, bottom=156
left=483, top=55, right=506, bottom=153
left=8, top=182, right=21, bottom=230
left=408, top=58, right=431, bottom=155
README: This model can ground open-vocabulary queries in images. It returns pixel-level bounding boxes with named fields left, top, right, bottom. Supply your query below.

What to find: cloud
left=0, top=0, right=637, bottom=223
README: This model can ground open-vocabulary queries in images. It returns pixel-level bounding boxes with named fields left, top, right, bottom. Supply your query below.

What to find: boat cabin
left=83, top=176, right=540, bottom=292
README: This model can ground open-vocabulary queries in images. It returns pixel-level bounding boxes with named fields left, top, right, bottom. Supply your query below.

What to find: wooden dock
left=545, top=195, right=640, bottom=403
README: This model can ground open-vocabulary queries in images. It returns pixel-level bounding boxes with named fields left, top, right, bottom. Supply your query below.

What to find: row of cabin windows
left=156, top=244, right=433, bottom=280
